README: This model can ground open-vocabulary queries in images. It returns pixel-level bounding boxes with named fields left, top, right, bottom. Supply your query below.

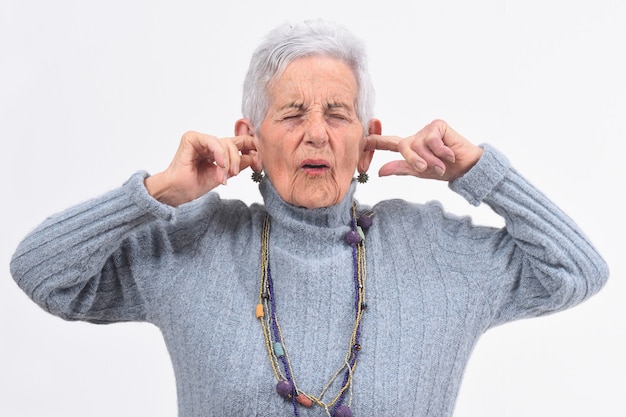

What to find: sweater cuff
left=449, top=144, right=510, bottom=206
left=122, top=171, right=177, bottom=222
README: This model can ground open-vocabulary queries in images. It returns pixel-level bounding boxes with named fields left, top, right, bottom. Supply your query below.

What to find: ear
left=234, top=118, right=255, bottom=136
left=357, top=118, right=381, bottom=173
left=235, top=118, right=263, bottom=172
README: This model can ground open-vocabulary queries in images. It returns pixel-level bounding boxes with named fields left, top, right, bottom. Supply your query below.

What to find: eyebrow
left=278, top=102, right=304, bottom=112
left=325, top=101, right=352, bottom=111
left=277, top=101, right=352, bottom=112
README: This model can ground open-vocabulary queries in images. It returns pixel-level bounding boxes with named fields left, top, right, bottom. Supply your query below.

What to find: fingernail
left=434, top=165, right=445, bottom=176
left=415, top=161, right=427, bottom=171
left=446, top=155, right=455, bottom=164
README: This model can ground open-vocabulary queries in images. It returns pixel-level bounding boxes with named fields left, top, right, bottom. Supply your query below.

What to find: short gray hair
left=242, top=19, right=375, bottom=131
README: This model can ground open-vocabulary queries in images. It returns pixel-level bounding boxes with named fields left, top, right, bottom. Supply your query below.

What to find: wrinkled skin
left=145, top=56, right=482, bottom=208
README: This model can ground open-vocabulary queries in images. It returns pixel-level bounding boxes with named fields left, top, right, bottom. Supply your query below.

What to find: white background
left=1, top=1, right=624, bottom=416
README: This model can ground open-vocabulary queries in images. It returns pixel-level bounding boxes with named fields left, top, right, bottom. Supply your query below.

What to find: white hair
left=241, top=19, right=375, bottom=131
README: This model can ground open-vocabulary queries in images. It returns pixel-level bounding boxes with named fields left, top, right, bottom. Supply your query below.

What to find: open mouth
left=301, top=159, right=330, bottom=174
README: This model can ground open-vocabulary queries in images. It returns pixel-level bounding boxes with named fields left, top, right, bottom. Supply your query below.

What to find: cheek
left=256, top=143, right=292, bottom=182
left=341, top=141, right=362, bottom=168
left=256, top=129, right=293, bottom=163
left=255, top=137, right=276, bottom=166
left=264, top=145, right=291, bottom=169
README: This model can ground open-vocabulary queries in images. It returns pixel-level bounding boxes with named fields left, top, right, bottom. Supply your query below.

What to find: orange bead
left=255, top=304, right=264, bottom=318
left=295, top=394, right=312, bottom=407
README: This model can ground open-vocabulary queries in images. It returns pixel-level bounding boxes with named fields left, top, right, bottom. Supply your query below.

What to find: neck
left=260, top=179, right=357, bottom=228
left=259, top=179, right=358, bottom=257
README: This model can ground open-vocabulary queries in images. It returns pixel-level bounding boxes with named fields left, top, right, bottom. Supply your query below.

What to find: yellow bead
left=255, top=304, right=264, bottom=318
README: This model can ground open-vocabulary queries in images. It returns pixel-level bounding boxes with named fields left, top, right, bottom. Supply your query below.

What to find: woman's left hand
left=366, top=119, right=483, bottom=182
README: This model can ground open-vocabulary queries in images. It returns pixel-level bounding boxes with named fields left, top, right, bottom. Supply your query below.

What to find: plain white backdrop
left=1, top=1, right=624, bottom=416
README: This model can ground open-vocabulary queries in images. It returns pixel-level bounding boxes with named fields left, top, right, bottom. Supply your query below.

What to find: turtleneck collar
left=259, top=178, right=357, bottom=229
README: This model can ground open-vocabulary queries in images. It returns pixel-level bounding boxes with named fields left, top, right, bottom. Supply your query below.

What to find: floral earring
left=252, top=171, right=264, bottom=183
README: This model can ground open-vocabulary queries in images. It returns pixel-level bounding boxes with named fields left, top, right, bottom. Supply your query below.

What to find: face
left=253, top=56, right=369, bottom=209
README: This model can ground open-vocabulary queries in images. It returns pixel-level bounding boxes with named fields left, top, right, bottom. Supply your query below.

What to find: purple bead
left=334, top=405, right=352, bottom=417
left=345, top=230, right=361, bottom=245
left=357, top=214, right=373, bottom=230
left=276, top=380, right=293, bottom=399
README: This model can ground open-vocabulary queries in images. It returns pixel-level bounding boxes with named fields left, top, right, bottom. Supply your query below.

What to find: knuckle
left=181, top=130, right=198, bottom=140
left=430, top=118, right=447, bottom=128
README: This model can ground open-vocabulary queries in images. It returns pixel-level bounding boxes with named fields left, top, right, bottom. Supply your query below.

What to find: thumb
left=378, top=160, right=417, bottom=177
left=239, top=150, right=263, bottom=173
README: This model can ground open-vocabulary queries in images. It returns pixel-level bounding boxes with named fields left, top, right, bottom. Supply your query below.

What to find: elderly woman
left=11, top=19, right=607, bottom=417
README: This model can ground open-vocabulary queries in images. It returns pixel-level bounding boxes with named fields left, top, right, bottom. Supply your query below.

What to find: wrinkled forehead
left=266, top=56, right=358, bottom=108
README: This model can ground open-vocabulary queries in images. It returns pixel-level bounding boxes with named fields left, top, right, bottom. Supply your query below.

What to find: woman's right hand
left=145, top=131, right=260, bottom=207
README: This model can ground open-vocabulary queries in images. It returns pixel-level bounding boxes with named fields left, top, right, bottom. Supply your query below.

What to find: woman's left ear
left=358, top=119, right=381, bottom=173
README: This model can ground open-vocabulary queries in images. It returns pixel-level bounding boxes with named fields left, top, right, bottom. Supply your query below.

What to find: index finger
left=365, top=134, right=402, bottom=152
left=232, top=134, right=257, bottom=154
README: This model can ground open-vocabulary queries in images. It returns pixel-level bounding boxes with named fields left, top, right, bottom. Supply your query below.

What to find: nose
left=304, top=112, right=329, bottom=147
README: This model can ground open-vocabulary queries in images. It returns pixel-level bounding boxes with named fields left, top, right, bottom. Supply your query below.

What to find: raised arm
left=449, top=144, right=609, bottom=325
left=11, top=131, right=259, bottom=323
left=368, top=119, right=608, bottom=324
left=10, top=172, right=173, bottom=323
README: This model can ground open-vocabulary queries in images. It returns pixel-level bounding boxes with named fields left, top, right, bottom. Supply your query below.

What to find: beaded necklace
left=256, top=203, right=373, bottom=417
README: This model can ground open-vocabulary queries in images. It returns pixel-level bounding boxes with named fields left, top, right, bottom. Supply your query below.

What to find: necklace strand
left=257, top=203, right=371, bottom=417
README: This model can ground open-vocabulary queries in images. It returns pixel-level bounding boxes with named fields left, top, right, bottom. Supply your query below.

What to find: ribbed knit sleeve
left=10, top=171, right=177, bottom=323
left=449, top=144, right=609, bottom=326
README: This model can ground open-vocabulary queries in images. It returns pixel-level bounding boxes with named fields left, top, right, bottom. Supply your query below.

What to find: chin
left=291, top=182, right=341, bottom=209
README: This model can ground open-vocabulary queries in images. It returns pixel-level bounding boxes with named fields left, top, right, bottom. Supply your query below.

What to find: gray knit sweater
left=10, top=144, right=608, bottom=416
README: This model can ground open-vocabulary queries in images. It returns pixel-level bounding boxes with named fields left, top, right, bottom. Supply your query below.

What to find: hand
left=365, top=119, right=483, bottom=182
left=145, top=131, right=260, bottom=206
